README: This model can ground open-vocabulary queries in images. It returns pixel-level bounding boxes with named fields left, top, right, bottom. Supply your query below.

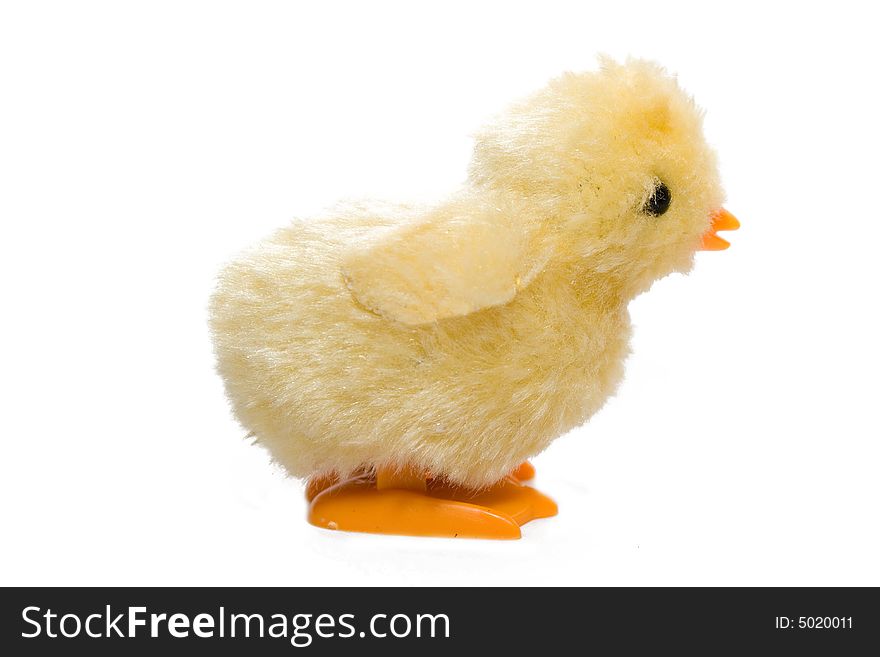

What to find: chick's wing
left=341, top=199, right=550, bottom=325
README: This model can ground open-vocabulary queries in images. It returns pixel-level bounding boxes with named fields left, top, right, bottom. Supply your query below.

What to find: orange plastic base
left=307, top=462, right=555, bottom=540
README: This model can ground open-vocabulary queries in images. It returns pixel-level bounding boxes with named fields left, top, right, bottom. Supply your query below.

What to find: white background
left=2, top=1, right=878, bottom=586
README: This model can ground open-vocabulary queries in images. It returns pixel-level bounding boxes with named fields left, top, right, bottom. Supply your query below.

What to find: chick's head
left=470, top=57, right=732, bottom=300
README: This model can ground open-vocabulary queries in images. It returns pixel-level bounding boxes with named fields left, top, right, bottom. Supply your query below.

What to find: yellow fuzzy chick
left=210, top=58, right=738, bottom=539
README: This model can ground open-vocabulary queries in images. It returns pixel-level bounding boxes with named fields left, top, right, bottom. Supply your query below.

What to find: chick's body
left=212, top=198, right=630, bottom=487
left=211, top=59, right=725, bottom=489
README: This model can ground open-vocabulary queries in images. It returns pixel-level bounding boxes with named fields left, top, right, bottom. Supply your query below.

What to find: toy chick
left=210, top=58, right=738, bottom=539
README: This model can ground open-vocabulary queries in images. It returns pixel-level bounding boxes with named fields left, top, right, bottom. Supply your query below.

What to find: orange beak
left=700, top=208, right=740, bottom=251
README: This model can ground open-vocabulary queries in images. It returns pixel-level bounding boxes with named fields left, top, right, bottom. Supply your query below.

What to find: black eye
left=643, top=181, right=671, bottom=216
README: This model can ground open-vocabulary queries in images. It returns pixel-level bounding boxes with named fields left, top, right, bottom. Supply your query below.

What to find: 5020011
left=775, top=616, right=852, bottom=629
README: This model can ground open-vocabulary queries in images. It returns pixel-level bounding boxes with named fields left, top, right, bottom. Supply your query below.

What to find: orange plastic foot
left=308, top=469, right=556, bottom=540
left=430, top=476, right=557, bottom=527
left=511, top=461, right=536, bottom=482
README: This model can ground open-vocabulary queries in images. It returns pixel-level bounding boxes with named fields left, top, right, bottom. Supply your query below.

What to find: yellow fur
left=210, top=58, right=724, bottom=487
